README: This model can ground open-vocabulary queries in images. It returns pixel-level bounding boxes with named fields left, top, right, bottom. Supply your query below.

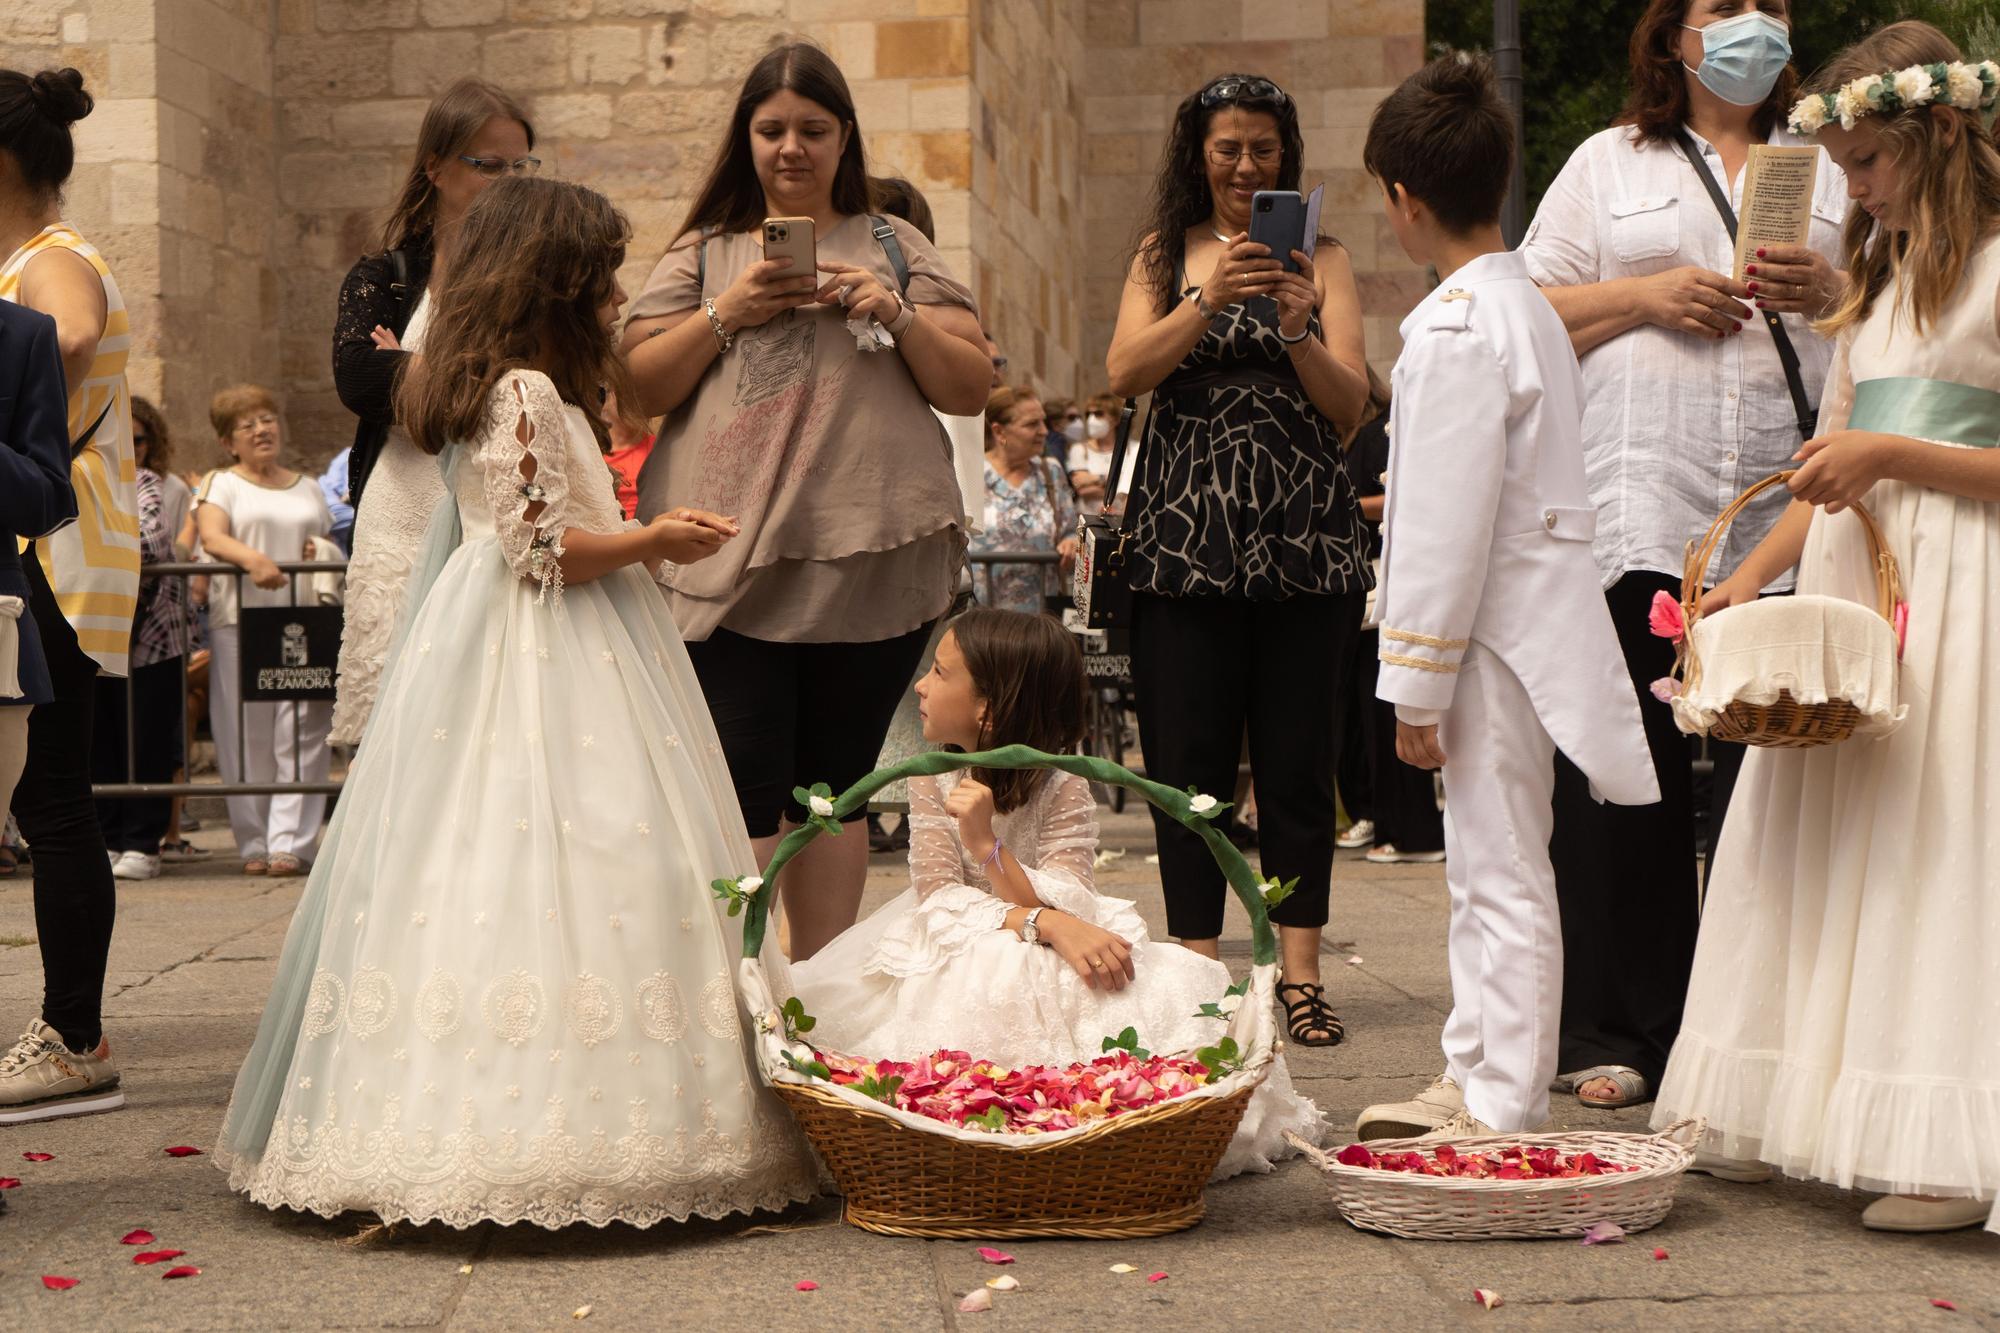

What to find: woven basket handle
left=725, top=746, right=1280, bottom=969
left=1680, top=471, right=1901, bottom=630
left=1655, top=1117, right=1706, bottom=1149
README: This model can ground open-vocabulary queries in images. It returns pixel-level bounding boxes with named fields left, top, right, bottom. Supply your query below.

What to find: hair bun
left=29, top=68, right=93, bottom=126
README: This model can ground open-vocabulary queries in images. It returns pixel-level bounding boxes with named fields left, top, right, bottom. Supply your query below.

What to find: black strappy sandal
left=1277, top=980, right=1345, bottom=1047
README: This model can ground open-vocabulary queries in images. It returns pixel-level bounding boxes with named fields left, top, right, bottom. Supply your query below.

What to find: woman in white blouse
left=1517, top=0, right=1847, bottom=1117
left=195, top=386, right=334, bottom=878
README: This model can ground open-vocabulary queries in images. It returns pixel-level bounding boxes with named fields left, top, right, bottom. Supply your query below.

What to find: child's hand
left=1396, top=720, right=1447, bottom=770
left=944, top=779, right=998, bottom=855
left=1789, top=431, right=1894, bottom=515
left=662, top=506, right=740, bottom=538
left=646, top=514, right=730, bottom=565
left=1040, top=912, right=1136, bottom=991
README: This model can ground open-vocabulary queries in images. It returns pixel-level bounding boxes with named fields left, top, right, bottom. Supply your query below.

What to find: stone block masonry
left=5, top=0, right=1423, bottom=463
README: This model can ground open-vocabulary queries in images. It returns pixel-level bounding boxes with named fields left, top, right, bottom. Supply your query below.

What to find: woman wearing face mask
left=1065, top=393, right=1122, bottom=515
left=1518, top=0, right=1849, bottom=1116
left=328, top=79, right=536, bottom=750
left=1106, top=75, right=1373, bottom=1049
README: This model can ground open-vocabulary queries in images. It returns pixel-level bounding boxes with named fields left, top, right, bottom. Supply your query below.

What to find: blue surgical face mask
left=1682, top=11, right=1792, bottom=107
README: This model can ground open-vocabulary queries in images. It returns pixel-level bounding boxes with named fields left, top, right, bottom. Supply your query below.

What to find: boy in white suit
left=1353, top=55, right=1660, bottom=1140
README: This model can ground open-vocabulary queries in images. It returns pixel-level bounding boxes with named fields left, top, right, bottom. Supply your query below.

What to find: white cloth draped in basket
left=1670, top=591, right=1903, bottom=738
left=787, top=770, right=1322, bottom=1179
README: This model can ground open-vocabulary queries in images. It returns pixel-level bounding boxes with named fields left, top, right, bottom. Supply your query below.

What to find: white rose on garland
left=1947, top=63, right=1984, bottom=110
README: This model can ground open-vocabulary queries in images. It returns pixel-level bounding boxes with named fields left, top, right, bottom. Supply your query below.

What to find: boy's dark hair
left=949, top=607, right=1086, bottom=815
left=1363, top=53, right=1515, bottom=234
left=870, top=175, right=935, bottom=242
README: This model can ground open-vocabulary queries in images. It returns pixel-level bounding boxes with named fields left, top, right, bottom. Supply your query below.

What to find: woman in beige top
left=622, top=43, right=988, bottom=962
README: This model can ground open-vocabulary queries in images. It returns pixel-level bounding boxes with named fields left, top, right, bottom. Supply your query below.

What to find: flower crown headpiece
left=1789, top=59, right=1999, bottom=135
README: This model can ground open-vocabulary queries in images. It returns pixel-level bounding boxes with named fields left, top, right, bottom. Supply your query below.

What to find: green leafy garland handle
left=712, top=745, right=1281, bottom=969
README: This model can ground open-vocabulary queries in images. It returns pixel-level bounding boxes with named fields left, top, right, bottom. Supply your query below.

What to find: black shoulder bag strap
left=386, top=247, right=415, bottom=328
left=1103, top=396, right=1142, bottom=528
left=1670, top=127, right=1818, bottom=440
left=69, top=401, right=114, bottom=461
left=867, top=214, right=912, bottom=293
left=694, top=225, right=720, bottom=295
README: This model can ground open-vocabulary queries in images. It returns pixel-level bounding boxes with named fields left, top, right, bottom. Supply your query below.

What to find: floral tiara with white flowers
left=1789, top=59, right=1999, bottom=134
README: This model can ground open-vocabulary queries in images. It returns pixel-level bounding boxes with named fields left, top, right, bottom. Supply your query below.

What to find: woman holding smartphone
left=621, top=43, right=989, bottom=964
left=1106, top=74, right=1372, bottom=1048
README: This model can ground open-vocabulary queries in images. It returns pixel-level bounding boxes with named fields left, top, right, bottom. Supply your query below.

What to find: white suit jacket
left=1376, top=251, right=1658, bottom=807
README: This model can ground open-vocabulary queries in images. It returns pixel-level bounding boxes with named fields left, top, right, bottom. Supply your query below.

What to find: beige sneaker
left=1417, top=1106, right=1558, bottom=1141
left=1355, top=1073, right=1465, bottom=1140
left=0, top=1021, right=125, bottom=1124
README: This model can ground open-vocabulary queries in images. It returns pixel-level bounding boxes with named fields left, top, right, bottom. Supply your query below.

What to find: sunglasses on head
left=1198, top=76, right=1289, bottom=108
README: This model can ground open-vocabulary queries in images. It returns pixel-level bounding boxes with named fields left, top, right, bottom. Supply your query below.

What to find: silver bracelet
left=1189, top=288, right=1221, bottom=320
left=703, top=298, right=732, bottom=353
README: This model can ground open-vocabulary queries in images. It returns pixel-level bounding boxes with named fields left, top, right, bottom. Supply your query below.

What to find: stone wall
left=3, top=0, right=1425, bottom=465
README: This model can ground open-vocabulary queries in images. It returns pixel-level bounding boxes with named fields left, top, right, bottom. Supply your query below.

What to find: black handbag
left=1670, top=127, right=1818, bottom=441
left=1071, top=397, right=1142, bottom=629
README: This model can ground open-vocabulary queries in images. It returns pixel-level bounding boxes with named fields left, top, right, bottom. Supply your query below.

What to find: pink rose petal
left=1581, top=1221, right=1627, bottom=1245
left=1653, top=1247, right=1669, bottom=1261
left=976, top=1246, right=1014, bottom=1265
left=121, top=1229, right=156, bottom=1246
left=1147, top=1271, right=1169, bottom=1283
left=162, top=1266, right=200, bottom=1280
left=794, top=1280, right=818, bottom=1292
left=1895, top=601, right=1910, bottom=658
left=162, top=1146, right=205, bottom=1158
left=1649, top=676, right=1681, bottom=703
left=957, top=1287, right=994, bottom=1313
left=1473, top=1288, right=1503, bottom=1310
left=42, top=1275, right=80, bottom=1291
left=1648, top=590, right=1686, bottom=642
left=22, top=1152, right=54, bottom=1162
left=1931, top=1299, right=1957, bottom=1311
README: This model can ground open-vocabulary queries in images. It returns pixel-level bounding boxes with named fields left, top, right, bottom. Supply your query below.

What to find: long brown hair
left=1614, top=0, right=1798, bottom=146
left=949, top=607, right=1087, bottom=814
left=1810, top=21, right=2000, bottom=338
left=129, top=396, right=174, bottom=475
left=672, top=43, right=872, bottom=243
left=397, top=177, right=632, bottom=456
left=378, top=78, right=535, bottom=253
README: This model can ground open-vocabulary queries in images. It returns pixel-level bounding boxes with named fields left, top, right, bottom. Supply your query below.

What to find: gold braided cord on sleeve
left=1380, top=652, right=1459, bottom=674
left=1383, top=626, right=1470, bottom=651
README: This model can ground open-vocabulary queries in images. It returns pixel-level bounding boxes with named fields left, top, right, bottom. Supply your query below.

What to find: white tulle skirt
left=215, top=537, right=819, bottom=1229
left=1654, top=476, right=2000, bottom=1234
left=791, top=885, right=1323, bottom=1179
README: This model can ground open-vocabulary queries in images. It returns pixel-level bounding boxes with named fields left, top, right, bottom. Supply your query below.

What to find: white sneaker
left=111, top=850, right=162, bottom=881
left=1364, top=844, right=1446, bottom=864
left=0, top=1021, right=124, bottom=1124
left=1418, top=1106, right=1558, bottom=1141
left=1355, top=1073, right=1465, bottom=1140
left=1336, top=818, right=1376, bottom=850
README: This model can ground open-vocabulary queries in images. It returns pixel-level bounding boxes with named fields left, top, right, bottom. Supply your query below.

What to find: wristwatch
left=1019, top=906, right=1047, bottom=946
left=885, top=290, right=916, bottom=337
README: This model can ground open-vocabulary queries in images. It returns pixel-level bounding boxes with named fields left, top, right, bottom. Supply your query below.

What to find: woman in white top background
left=196, top=386, right=334, bottom=879
left=1517, top=0, right=1848, bottom=1115
left=328, top=79, right=536, bottom=750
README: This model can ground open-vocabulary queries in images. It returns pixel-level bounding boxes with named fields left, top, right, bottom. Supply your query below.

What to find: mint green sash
left=1847, top=376, right=2000, bottom=448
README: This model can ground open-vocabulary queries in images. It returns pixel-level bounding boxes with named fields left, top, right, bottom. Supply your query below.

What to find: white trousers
left=208, top=623, right=331, bottom=861
left=1436, top=643, right=1561, bottom=1132
left=0, top=705, right=27, bottom=815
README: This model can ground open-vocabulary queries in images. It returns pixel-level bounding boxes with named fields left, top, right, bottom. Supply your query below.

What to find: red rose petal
left=1653, top=1248, right=1669, bottom=1261
left=795, top=1280, right=819, bottom=1292
left=121, top=1229, right=157, bottom=1245
left=162, top=1146, right=205, bottom=1158
left=22, top=1152, right=54, bottom=1162
left=41, top=1275, right=79, bottom=1291
left=1932, top=1299, right=1958, bottom=1311
left=0, top=1177, right=20, bottom=1189
left=1147, top=1271, right=1169, bottom=1283
left=134, top=1250, right=186, bottom=1266
left=162, top=1266, right=200, bottom=1280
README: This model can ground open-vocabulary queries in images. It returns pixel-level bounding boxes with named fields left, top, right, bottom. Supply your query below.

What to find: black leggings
left=92, top=655, right=186, bottom=854
left=687, top=624, right=935, bottom=839
left=17, top=553, right=117, bottom=1052
left=1131, top=590, right=1362, bottom=939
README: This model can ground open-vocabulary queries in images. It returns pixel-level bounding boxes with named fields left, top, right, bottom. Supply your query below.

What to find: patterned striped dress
left=1, top=223, right=139, bottom=676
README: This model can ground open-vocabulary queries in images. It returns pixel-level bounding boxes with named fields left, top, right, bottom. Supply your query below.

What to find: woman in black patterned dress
left=1107, top=74, right=1372, bottom=1046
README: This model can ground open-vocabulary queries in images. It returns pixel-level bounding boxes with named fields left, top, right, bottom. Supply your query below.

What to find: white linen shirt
left=1520, top=124, right=1849, bottom=591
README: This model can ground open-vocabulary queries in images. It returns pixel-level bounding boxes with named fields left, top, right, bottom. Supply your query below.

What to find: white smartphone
left=761, top=216, right=816, bottom=282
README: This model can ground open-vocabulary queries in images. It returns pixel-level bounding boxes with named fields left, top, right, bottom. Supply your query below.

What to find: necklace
left=1209, top=224, right=1232, bottom=243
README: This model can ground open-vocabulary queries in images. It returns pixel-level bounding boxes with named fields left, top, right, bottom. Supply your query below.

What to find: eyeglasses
left=1207, top=144, right=1283, bottom=168
left=1198, top=76, right=1289, bottom=108
left=457, top=154, right=543, bottom=178
left=230, top=414, right=280, bottom=436
left=991, top=354, right=1010, bottom=372
left=132, top=432, right=152, bottom=447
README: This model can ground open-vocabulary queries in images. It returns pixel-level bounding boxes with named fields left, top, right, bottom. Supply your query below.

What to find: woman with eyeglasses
left=196, top=387, right=334, bottom=878
left=328, top=78, right=536, bottom=750
left=1106, top=74, right=1373, bottom=1048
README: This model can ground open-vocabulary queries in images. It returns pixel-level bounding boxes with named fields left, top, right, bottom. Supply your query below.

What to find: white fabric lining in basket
left=1671, top=595, right=1904, bottom=738
left=1290, top=1120, right=1701, bottom=1241
left=738, top=956, right=1277, bottom=1148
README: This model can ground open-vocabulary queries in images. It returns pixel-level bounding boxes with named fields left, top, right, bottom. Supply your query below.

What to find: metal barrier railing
left=92, top=559, right=347, bottom=799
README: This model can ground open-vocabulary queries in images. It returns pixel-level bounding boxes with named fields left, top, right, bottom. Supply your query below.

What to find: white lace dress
left=215, top=369, right=819, bottom=1228
left=788, top=770, right=1322, bottom=1178
left=330, top=294, right=445, bottom=748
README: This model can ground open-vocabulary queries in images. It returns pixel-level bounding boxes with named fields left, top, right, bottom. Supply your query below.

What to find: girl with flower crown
left=1653, top=20, right=2000, bottom=1236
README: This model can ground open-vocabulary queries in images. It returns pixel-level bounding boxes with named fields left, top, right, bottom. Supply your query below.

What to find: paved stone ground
left=0, top=803, right=1994, bottom=1331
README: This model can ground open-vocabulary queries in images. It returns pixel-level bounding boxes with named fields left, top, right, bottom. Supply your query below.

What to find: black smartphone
left=1248, top=190, right=1305, bottom=274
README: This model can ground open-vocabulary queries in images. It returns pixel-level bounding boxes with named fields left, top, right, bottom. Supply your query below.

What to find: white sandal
left=1553, top=1065, right=1649, bottom=1108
